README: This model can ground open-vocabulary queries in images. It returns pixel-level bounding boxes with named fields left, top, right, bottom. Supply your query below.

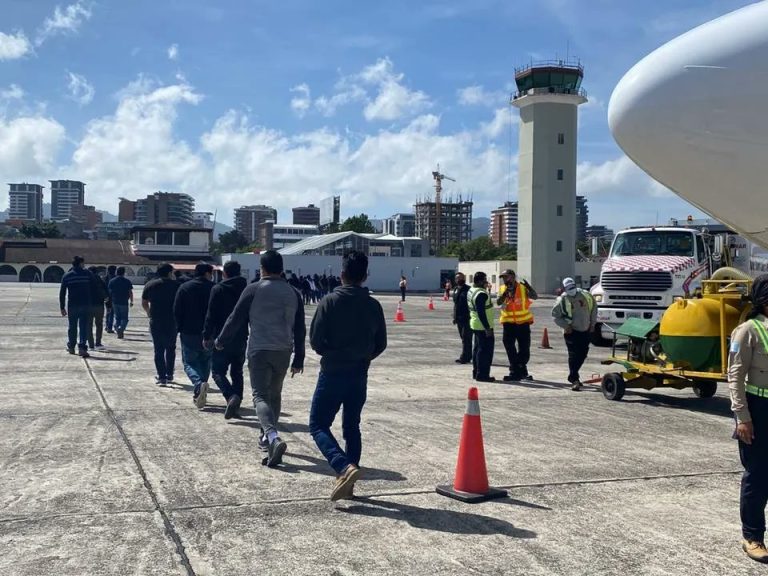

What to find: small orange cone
left=428, top=296, right=435, bottom=310
left=539, top=327, right=552, bottom=349
left=394, top=302, right=405, bottom=322
left=436, top=387, right=508, bottom=503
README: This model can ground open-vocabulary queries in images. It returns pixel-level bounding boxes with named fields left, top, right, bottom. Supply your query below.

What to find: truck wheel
left=601, top=373, right=626, bottom=401
left=591, top=324, right=612, bottom=347
left=692, top=381, right=717, bottom=398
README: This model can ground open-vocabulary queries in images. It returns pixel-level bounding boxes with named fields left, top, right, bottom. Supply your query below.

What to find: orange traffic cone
left=394, top=302, right=405, bottom=322
left=539, top=327, right=552, bottom=349
left=436, top=387, right=508, bottom=503
left=428, top=296, right=435, bottom=311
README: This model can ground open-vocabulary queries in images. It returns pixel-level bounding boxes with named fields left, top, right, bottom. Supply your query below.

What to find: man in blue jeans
left=60, top=256, right=96, bottom=358
left=104, top=265, right=117, bottom=333
left=309, top=250, right=387, bottom=500
left=174, top=263, right=214, bottom=408
left=108, top=267, right=133, bottom=339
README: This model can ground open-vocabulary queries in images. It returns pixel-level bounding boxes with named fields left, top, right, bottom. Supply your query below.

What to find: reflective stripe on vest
left=468, top=286, right=493, bottom=331
left=747, top=319, right=768, bottom=397
left=500, top=283, right=533, bottom=325
left=746, top=384, right=768, bottom=398
left=561, top=290, right=595, bottom=320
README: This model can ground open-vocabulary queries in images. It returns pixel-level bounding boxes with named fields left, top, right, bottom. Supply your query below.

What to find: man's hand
left=202, top=339, right=213, bottom=351
left=737, top=421, right=755, bottom=445
left=290, top=367, right=303, bottom=378
left=214, top=340, right=224, bottom=351
left=61, top=309, right=67, bottom=317
left=589, top=324, right=595, bottom=333
left=130, top=302, right=134, bottom=307
left=564, top=326, right=573, bottom=335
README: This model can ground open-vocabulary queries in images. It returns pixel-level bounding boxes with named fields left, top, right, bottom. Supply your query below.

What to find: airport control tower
left=512, top=61, right=587, bottom=293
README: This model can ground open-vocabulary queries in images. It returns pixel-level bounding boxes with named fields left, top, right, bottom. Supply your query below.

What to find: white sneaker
left=94, top=344, right=107, bottom=350
left=194, top=381, right=209, bottom=408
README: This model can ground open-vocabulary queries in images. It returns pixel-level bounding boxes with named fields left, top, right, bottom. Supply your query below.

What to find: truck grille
left=601, top=271, right=673, bottom=292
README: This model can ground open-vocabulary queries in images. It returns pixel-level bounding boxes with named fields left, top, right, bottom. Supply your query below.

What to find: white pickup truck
left=590, top=227, right=745, bottom=345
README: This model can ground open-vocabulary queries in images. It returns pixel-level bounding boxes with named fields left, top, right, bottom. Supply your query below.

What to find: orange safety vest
left=499, top=282, right=533, bottom=325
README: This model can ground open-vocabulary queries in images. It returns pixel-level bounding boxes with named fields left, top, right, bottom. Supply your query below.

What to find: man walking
left=174, top=263, right=214, bottom=407
left=309, top=251, right=387, bottom=500
left=203, top=260, right=248, bottom=419
left=60, top=256, right=94, bottom=358
left=216, top=250, right=305, bottom=468
left=108, top=267, right=133, bottom=339
left=104, top=265, right=117, bottom=333
left=87, top=266, right=108, bottom=350
left=468, top=271, right=495, bottom=383
left=552, top=277, right=597, bottom=391
left=497, top=269, right=538, bottom=381
left=452, top=272, right=472, bottom=364
left=142, top=263, right=180, bottom=386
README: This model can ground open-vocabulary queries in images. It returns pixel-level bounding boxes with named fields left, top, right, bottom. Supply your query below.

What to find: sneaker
left=194, top=381, right=209, bottom=409
left=258, top=435, right=269, bottom=452
left=571, top=380, right=583, bottom=391
left=95, top=344, right=106, bottom=350
left=117, top=331, right=124, bottom=339
left=155, top=376, right=167, bottom=387
left=520, top=374, right=534, bottom=381
left=224, top=394, right=241, bottom=420
left=267, top=437, right=287, bottom=467
left=166, top=376, right=175, bottom=384
left=503, top=374, right=518, bottom=382
left=105, top=329, right=115, bottom=334
left=67, top=346, right=75, bottom=355
left=79, top=349, right=90, bottom=359
left=743, top=540, right=768, bottom=563
left=331, top=464, right=360, bottom=501
left=475, top=376, right=496, bottom=383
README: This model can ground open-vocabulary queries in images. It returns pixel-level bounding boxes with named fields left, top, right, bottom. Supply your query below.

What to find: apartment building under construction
left=414, top=195, right=473, bottom=254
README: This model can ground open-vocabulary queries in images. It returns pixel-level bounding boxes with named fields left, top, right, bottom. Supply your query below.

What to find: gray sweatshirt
left=216, top=276, right=306, bottom=368
left=552, top=290, right=598, bottom=333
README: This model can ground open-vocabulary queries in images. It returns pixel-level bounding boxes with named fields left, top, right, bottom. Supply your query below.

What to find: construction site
left=414, top=168, right=473, bottom=255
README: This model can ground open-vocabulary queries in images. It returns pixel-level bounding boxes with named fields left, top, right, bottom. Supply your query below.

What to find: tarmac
left=0, top=284, right=760, bottom=575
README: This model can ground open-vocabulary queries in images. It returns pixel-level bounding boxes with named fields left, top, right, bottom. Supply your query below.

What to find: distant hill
left=471, top=217, right=490, bottom=239
left=213, top=221, right=234, bottom=240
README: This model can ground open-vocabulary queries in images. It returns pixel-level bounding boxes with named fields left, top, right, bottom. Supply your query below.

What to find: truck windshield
left=610, top=231, right=695, bottom=257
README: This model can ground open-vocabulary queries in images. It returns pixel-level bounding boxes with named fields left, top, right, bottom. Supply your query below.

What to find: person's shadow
left=339, top=497, right=537, bottom=538
left=281, top=453, right=407, bottom=481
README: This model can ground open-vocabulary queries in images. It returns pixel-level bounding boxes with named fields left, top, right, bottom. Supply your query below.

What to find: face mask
left=565, top=287, right=578, bottom=297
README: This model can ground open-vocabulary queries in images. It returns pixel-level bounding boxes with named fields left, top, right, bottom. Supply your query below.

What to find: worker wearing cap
left=468, top=271, right=495, bottom=382
left=729, top=274, right=768, bottom=564
left=496, top=269, right=538, bottom=381
left=552, top=277, right=597, bottom=391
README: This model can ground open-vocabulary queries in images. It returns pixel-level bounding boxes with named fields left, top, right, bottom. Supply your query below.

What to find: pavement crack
left=83, top=357, right=197, bottom=576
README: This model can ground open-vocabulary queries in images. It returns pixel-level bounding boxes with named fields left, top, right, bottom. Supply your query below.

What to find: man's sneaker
left=224, top=394, right=241, bottom=420
left=503, top=374, right=518, bottom=382
left=116, top=331, right=124, bottom=339
left=155, top=376, right=167, bottom=387
left=475, top=376, right=496, bottom=383
left=258, top=434, right=269, bottom=452
left=571, top=380, right=583, bottom=391
left=95, top=344, right=106, bottom=350
left=331, top=464, right=360, bottom=501
left=520, top=374, right=534, bottom=381
left=166, top=376, right=175, bottom=384
left=105, top=329, right=115, bottom=334
left=67, top=346, right=76, bottom=355
left=743, top=540, right=768, bottom=563
left=194, top=382, right=209, bottom=409
left=267, top=437, right=287, bottom=467
left=79, top=349, right=90, bottom=359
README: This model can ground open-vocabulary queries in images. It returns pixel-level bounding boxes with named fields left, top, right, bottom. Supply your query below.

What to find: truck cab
left=591, top=227, right=711, bottom=344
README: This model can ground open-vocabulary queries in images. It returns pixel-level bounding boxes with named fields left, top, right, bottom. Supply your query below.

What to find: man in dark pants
left=104, top=265, right=116, bottom=333
left=216, top=250, right=305, bottom=468
left=497, top=269, right=538, bottom=381
left=203, top=260, right=248, bottom=419
left=142, top=263, right=180, bottom=386
left=309, top=250, right=387, bottom=500
left=108, top=267, right=133, bottom=339
left=729, top=274, right=768, bottom=563
left=452, top=272, right=472, bottom=364
left=87, top=266, right=108, bottom=350
left=60, top=256, right=94, bottom=358
left=552, top=277, right=597, bottom=391
left=468, top=271, right=495, bottom=383
left=174, top=263, right=214, bottom=407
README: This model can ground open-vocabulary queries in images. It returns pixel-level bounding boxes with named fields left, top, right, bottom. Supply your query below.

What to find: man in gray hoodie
left=216, top=250, right=305, bottom=467
left=552, top=277, right=598, bottom=391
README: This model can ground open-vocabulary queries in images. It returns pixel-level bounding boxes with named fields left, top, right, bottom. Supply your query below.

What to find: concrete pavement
left=0, top=284, right=759, bottom=575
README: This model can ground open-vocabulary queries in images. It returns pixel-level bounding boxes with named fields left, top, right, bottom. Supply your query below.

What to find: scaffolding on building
left=414, top=194, right=473, bottom=254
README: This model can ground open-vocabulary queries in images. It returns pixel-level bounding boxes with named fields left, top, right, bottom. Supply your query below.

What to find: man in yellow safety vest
left=552, top=277, right=597, bottom=391
left=497, top=269, right=538, bottom=382
left=468, top=271, right=495, bottom=383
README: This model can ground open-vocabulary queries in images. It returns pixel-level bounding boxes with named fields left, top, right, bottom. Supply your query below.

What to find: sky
left=0, top=0, right=755, bottom=228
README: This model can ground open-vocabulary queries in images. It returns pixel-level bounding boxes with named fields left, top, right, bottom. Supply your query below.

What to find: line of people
left=451, top=269, right=597, bottom=388
left=60, top=250, right=387, bottom=501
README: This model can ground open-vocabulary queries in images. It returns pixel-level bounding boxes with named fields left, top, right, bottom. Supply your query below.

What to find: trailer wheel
left=591, top=324, right=612, bottom=347
left=601, top=373, right=626, bottom=401
left=692, top=381, right=717, bottom=398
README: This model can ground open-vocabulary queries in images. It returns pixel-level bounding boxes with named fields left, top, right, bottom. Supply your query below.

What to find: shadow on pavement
left=87, top=356, right=136, bottom=362
left=282, top=453, right=407, bottom=481
left=339, top=497, right=537, bottom=538
left=497, top=496, right=552, bottom=511
left=97, top=349, right=139, bottom=355
left=627, top=392, right=732, bottom=418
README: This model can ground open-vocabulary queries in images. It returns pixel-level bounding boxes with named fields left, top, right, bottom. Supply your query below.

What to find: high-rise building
left=292, top=204, right=320, bottom=226
left=8, top=183, right=44, bottom=223
left=319, top=196, right=340, bottom=232
left=234, top=205, right=277, bottom=243
left=70, top=204, right=103, bottom=229
left=118, top=198, right=137, bottom=222
left=192, top=211, right=214, bottom=229
left=383, top=213, right=416, bottom=237
left=119, top=192, right=194, bottom=225
left=414, top=199, right=473, bottom=253
left=512, top=60, right=587, bottom=292
left=50, top=180, right=85, bottom=221
left=576, top=195, right=589, bottom=243
left=489, top=201, right=518, bottom=247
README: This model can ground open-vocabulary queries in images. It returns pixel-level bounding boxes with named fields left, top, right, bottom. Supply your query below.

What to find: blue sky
left=0, top=0, right=754, bottom=228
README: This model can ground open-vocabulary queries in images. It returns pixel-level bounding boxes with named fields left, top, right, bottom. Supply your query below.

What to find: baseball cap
left=563, top=277, right=578, bottom=295
left=500, top=269, right=515, bottom=277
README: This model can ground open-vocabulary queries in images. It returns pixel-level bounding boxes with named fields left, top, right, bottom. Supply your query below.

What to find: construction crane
left=432, top=165, right=456, bottom=250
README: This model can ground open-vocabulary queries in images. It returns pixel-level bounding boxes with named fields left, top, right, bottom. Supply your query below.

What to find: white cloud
left=0, top=115, right=66, bottom=178
left=578, top=155, right=671, bottom=199
left=37, top=1, right=92, bottom=46
left=66, top=72, right=94, bottom=105
left=1, top=84, right=24, bottom=100
left=289, top=83, right=311, bottom=117
left=0, top=31, right=32, bottom=61
left=480, top=107, right=516, bottom=139
left=457, top=85, right=507, bottom=107
left=167, top=43, right=179, bottom=61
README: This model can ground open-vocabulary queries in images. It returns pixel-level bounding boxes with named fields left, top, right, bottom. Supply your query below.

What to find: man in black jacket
left=452, top=272, right=472, bottom=364
left=174, top=262, right=214, bottom=408
left=87, top=266, right=108, bottom=350
left=309, top=250, right=387, bottom=501
left=104, top=265, right=117, bottom=333
left=203, top=260, right=248, bottom=419
left=142, top=263, right=180, bottom=386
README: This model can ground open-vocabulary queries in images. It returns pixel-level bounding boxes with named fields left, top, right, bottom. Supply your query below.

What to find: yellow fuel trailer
left=600, top=270, right=753, bottom=401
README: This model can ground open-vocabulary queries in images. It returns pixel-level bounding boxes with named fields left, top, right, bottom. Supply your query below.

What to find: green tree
left=217, top=230, right=249, bottom=253
left=339, top=213, right=376, bottom=234
left=20, top=222, right=61, bottom=239
left=438, top=237, right=516, bottom=261
left=322, top=222, right=341, bottom=234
